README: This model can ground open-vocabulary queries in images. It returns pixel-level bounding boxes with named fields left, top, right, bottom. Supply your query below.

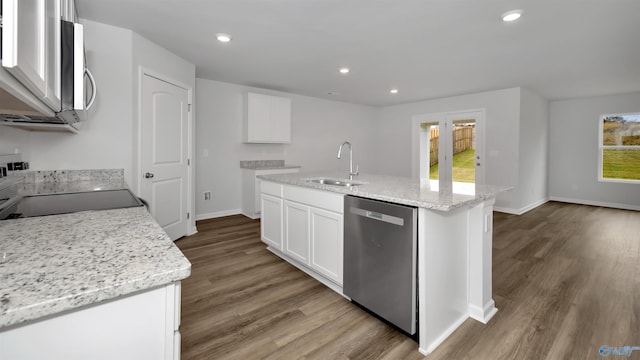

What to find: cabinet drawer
left=284, top=185, right=344, bottom=213
left=261, top=181, right=282, bottom=197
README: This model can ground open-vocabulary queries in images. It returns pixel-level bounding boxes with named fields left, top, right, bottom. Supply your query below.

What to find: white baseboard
left=265, top=246, right=346, bottom=298
left=549, top=196, right=640, bottom=211
left=469, top=299, right=498, bottom=324
left=195, top=209, right=242, bottom=221
left=493, top=197, right=549, bottom=215
left=419, top=313, right=468, bottom=355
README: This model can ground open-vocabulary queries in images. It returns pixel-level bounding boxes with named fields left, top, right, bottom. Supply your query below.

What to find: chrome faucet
left=337, top=141, right=359, bottom=179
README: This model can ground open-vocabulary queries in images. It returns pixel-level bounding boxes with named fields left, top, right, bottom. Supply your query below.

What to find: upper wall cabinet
left=244, top=92, right=291, bottom=143
left=2, top=0, right=62, bottom=111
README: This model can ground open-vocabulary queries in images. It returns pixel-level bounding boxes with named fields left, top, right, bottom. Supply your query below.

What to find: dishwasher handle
left=349, top=207, right=405, bottom=226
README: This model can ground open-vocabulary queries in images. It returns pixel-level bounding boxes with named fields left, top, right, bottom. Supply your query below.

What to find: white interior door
left=141, top=74, right=189, bottom=241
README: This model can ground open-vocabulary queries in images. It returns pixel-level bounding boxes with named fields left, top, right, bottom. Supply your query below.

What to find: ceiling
left=76, top=0, right=640, bottom=107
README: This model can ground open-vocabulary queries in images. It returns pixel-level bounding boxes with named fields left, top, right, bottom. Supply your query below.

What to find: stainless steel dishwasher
left=343, top=195, right=418, bottom=335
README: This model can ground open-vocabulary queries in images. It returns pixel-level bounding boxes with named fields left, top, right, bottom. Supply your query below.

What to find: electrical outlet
left=204, top=191, right=212, bottom=200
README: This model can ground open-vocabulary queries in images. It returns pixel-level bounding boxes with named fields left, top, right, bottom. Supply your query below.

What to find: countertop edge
left=241, top=165, right=302, bottom=170
left=257, top=173, right=506, bottom=211
left=0, top=264, right=191, bottom=329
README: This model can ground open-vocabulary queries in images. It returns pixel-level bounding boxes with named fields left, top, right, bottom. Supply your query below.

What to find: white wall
left=195, top=79, right=378, bottom=218
left=26, top=20, right=135, bottom=185
left=0, top=127, right=31, bottom=160
left=374, top=88, right=522, bottom=210
left=518, top=88, right=549, bottom=212
left=549, top=92, right=640, bottom=209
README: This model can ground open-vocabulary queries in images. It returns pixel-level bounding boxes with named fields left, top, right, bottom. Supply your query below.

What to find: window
left=599, top=113, right=640, bottom=182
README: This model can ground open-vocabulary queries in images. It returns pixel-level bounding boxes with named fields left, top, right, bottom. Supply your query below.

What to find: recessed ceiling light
left=216, top=33, right=232, bottom=43
left=390, top=89, right=399, bottom=94
left=501, top=10, right=523, bottom=22
left=339, top=68, right=350, bottom=74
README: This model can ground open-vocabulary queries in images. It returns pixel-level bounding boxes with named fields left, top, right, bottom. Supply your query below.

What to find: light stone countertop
left=257, top=171, right=510, bottom=211
left=240, top=160, right=301, bottom=170
left=0, top=207, right=191, bottom=329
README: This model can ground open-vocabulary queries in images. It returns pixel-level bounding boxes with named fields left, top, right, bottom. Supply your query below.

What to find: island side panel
left=468, top=197, right=498, bottom=323
left=418, top=207, right=469, bottom=355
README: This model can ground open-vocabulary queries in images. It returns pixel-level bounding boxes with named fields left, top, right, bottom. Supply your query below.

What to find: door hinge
left=187, top=212, right=190, bottom=219
left=188, top=104, right=192, bottom=112
left=188, top=158, right=191, bottom=166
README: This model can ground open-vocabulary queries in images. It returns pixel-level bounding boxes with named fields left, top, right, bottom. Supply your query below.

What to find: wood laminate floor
left=175, top=202, right=640, bottom=359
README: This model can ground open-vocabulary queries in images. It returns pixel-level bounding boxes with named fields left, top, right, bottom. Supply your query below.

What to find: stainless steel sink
left=306, top=178, right=364, bottom=187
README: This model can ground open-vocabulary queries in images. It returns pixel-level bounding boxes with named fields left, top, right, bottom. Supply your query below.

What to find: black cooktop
left=0, top=189, right=144, bottom=220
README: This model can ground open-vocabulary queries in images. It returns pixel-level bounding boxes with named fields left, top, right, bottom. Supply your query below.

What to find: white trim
left=598, top=112, right=640, bottom=183
left=411, top=108, right=486, bottom=184
left=266, top=246, right=347, bottom=298
left=516, top=198, right=549, bottom=214
left=493, top=197, right=549, bottom=215
left=469, top=299, right=498, bottom=324
left=195, top=209, right=242, bottom=221
left=549, top=196, right=640, bottom=212
left=418, top=313, right=468, bottom=355
left=492, top=206, right=519, bottom=215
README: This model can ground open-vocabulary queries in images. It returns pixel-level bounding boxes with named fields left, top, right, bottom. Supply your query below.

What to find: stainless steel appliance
left=0, top=19, right=96, bottom=132
left=343, top=195, right=418, bottom=335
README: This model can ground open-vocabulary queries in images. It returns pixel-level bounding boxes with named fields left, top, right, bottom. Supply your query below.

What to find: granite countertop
left=0, top=207, right=191, bottom=329
left=240, top=160, right=301, bottom=170
left=0, top=169, right=191, bottom=329
left=257, top=171, right=510, bottom=211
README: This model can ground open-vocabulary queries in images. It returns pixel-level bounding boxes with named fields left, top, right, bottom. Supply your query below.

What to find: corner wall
left=518, top=88, right=549, bottom=213
left=549, top=92, right=640, bottom=209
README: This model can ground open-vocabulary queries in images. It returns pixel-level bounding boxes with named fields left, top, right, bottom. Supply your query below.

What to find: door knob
left=145, top=172, right=154, bottom=179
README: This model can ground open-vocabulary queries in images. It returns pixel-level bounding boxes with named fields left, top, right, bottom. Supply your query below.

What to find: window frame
left=598, top=112, right=640, bottom=184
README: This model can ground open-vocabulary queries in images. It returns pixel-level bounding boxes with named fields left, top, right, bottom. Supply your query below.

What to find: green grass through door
left=429, top=148, right=476, bottom=183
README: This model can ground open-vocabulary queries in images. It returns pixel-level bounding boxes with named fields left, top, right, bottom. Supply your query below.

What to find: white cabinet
left=310, top=207, right=343, bottom=284
left=261, top=193, right=283, bottom=250
left=0, top=282, right=183, bottom=360
left=2, top=0, right=61, bottom=110
left=283, top=200, right=310, bottom=264
left=261, top=181, right=345, bottom=288
left=242, top=167, right=299, bottom=219
left=244, top=92, right=291, bottom=143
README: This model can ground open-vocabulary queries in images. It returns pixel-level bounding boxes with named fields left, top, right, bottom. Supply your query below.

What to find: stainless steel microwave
left=0, top=15, right=96, bottom=133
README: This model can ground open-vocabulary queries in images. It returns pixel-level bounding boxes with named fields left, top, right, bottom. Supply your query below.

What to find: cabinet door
left=269, top=96, right=291, bottom=143
left=2, top=0, right=48, bottom=102
left=261, top=194, right=283, bottom=250
left=246, top=93, right=271, bottom=142
left=310, top=208, right=343, bottom=285
left=283, top=201, right=310, bottom=264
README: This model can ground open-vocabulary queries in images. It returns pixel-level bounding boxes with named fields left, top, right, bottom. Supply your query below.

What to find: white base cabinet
left=0, top=282, right=182, bottom=360
left=283, top=200, right=310, bottom=264
left=309, top=207, right=343, bottom=284
left=261, top=181, right=344, bottom=287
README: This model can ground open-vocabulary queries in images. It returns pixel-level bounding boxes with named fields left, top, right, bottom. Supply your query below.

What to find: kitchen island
left=258, top=171, right=508, bottom=355
left=0, top=171, right=191, bottom=360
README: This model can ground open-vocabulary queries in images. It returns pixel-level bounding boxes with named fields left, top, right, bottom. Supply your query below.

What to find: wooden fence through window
left=429, top=126, right=475, bottom=166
